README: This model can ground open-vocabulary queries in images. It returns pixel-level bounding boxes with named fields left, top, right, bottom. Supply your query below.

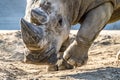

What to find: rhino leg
left=48, top=34, right=75, bottom=71
left=63, top=2, right=114, bottom=67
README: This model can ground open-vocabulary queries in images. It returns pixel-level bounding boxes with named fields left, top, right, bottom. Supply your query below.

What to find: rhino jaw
left=20, top=18, right=46, bottom=51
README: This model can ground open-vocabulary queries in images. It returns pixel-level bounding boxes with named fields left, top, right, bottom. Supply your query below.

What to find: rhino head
left=21, top=0, right=71, bottom=64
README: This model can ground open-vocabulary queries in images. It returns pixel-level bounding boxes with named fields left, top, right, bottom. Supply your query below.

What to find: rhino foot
left=63, top=41, right=89, bottom=67
left=48, top=58, right=73, bottom=71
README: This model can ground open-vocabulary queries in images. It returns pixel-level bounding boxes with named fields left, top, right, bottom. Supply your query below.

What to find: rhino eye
left=58, top=18, right=62, bottom=26
left=58, top=15, right=63, bottom=26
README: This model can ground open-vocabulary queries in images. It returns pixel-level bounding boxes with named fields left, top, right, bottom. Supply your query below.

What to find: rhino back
left=86, top=0, right=116, bottom=12
left=109, top=7, right=120, bottom=23
left=78, top=0, right=116, bottom=23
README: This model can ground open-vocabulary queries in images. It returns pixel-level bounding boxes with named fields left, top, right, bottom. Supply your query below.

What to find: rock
left=116, top=50, right=120, bottom=60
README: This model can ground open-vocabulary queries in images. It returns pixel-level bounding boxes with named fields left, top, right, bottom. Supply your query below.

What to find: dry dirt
left=0, top=30, right=120, bottom=80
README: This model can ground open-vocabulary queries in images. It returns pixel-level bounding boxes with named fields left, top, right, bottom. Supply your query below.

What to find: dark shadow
left=63, top=67, right=120, bottom=80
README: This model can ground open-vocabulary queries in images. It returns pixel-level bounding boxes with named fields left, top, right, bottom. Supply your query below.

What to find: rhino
left=21, top=0, right=120, bottom=71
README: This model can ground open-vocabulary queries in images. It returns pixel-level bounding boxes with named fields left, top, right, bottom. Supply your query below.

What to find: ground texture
left=0, top=30, right=120, bottom=80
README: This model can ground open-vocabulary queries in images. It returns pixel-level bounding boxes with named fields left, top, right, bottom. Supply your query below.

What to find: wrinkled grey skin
left=21, top=0, right=120, bottom=71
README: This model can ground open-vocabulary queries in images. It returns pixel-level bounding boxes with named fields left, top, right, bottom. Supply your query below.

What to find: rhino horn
left=21, top=18, right=44, bottom=50
left=31, top=8, right=49, bottom=25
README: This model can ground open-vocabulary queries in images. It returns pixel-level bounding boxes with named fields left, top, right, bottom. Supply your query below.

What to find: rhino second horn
left=31, top=8, right=49, bottom=25
left=21, top=18, right=44, bottom=50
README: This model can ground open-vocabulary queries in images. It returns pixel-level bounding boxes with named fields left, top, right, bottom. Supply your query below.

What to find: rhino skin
left=21, top=0, right=120, bottom=71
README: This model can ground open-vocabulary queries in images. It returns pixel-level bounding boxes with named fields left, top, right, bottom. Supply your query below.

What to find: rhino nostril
left=26, top=53, right=40, bottom=62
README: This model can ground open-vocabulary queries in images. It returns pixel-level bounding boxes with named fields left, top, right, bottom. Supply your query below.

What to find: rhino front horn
left=31, top=8, right=49, bottom=25
left=20, top=18, right=44, bottom=50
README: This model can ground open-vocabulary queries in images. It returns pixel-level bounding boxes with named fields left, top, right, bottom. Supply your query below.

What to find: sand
left=0, top=30, right=120, bottom=80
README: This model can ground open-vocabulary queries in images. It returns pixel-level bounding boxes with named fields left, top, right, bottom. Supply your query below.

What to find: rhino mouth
left=24, top=47, right=57, bottom=64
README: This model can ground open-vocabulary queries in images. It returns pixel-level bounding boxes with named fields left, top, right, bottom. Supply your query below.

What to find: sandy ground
left=0, top=30, right=120, bottom=80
